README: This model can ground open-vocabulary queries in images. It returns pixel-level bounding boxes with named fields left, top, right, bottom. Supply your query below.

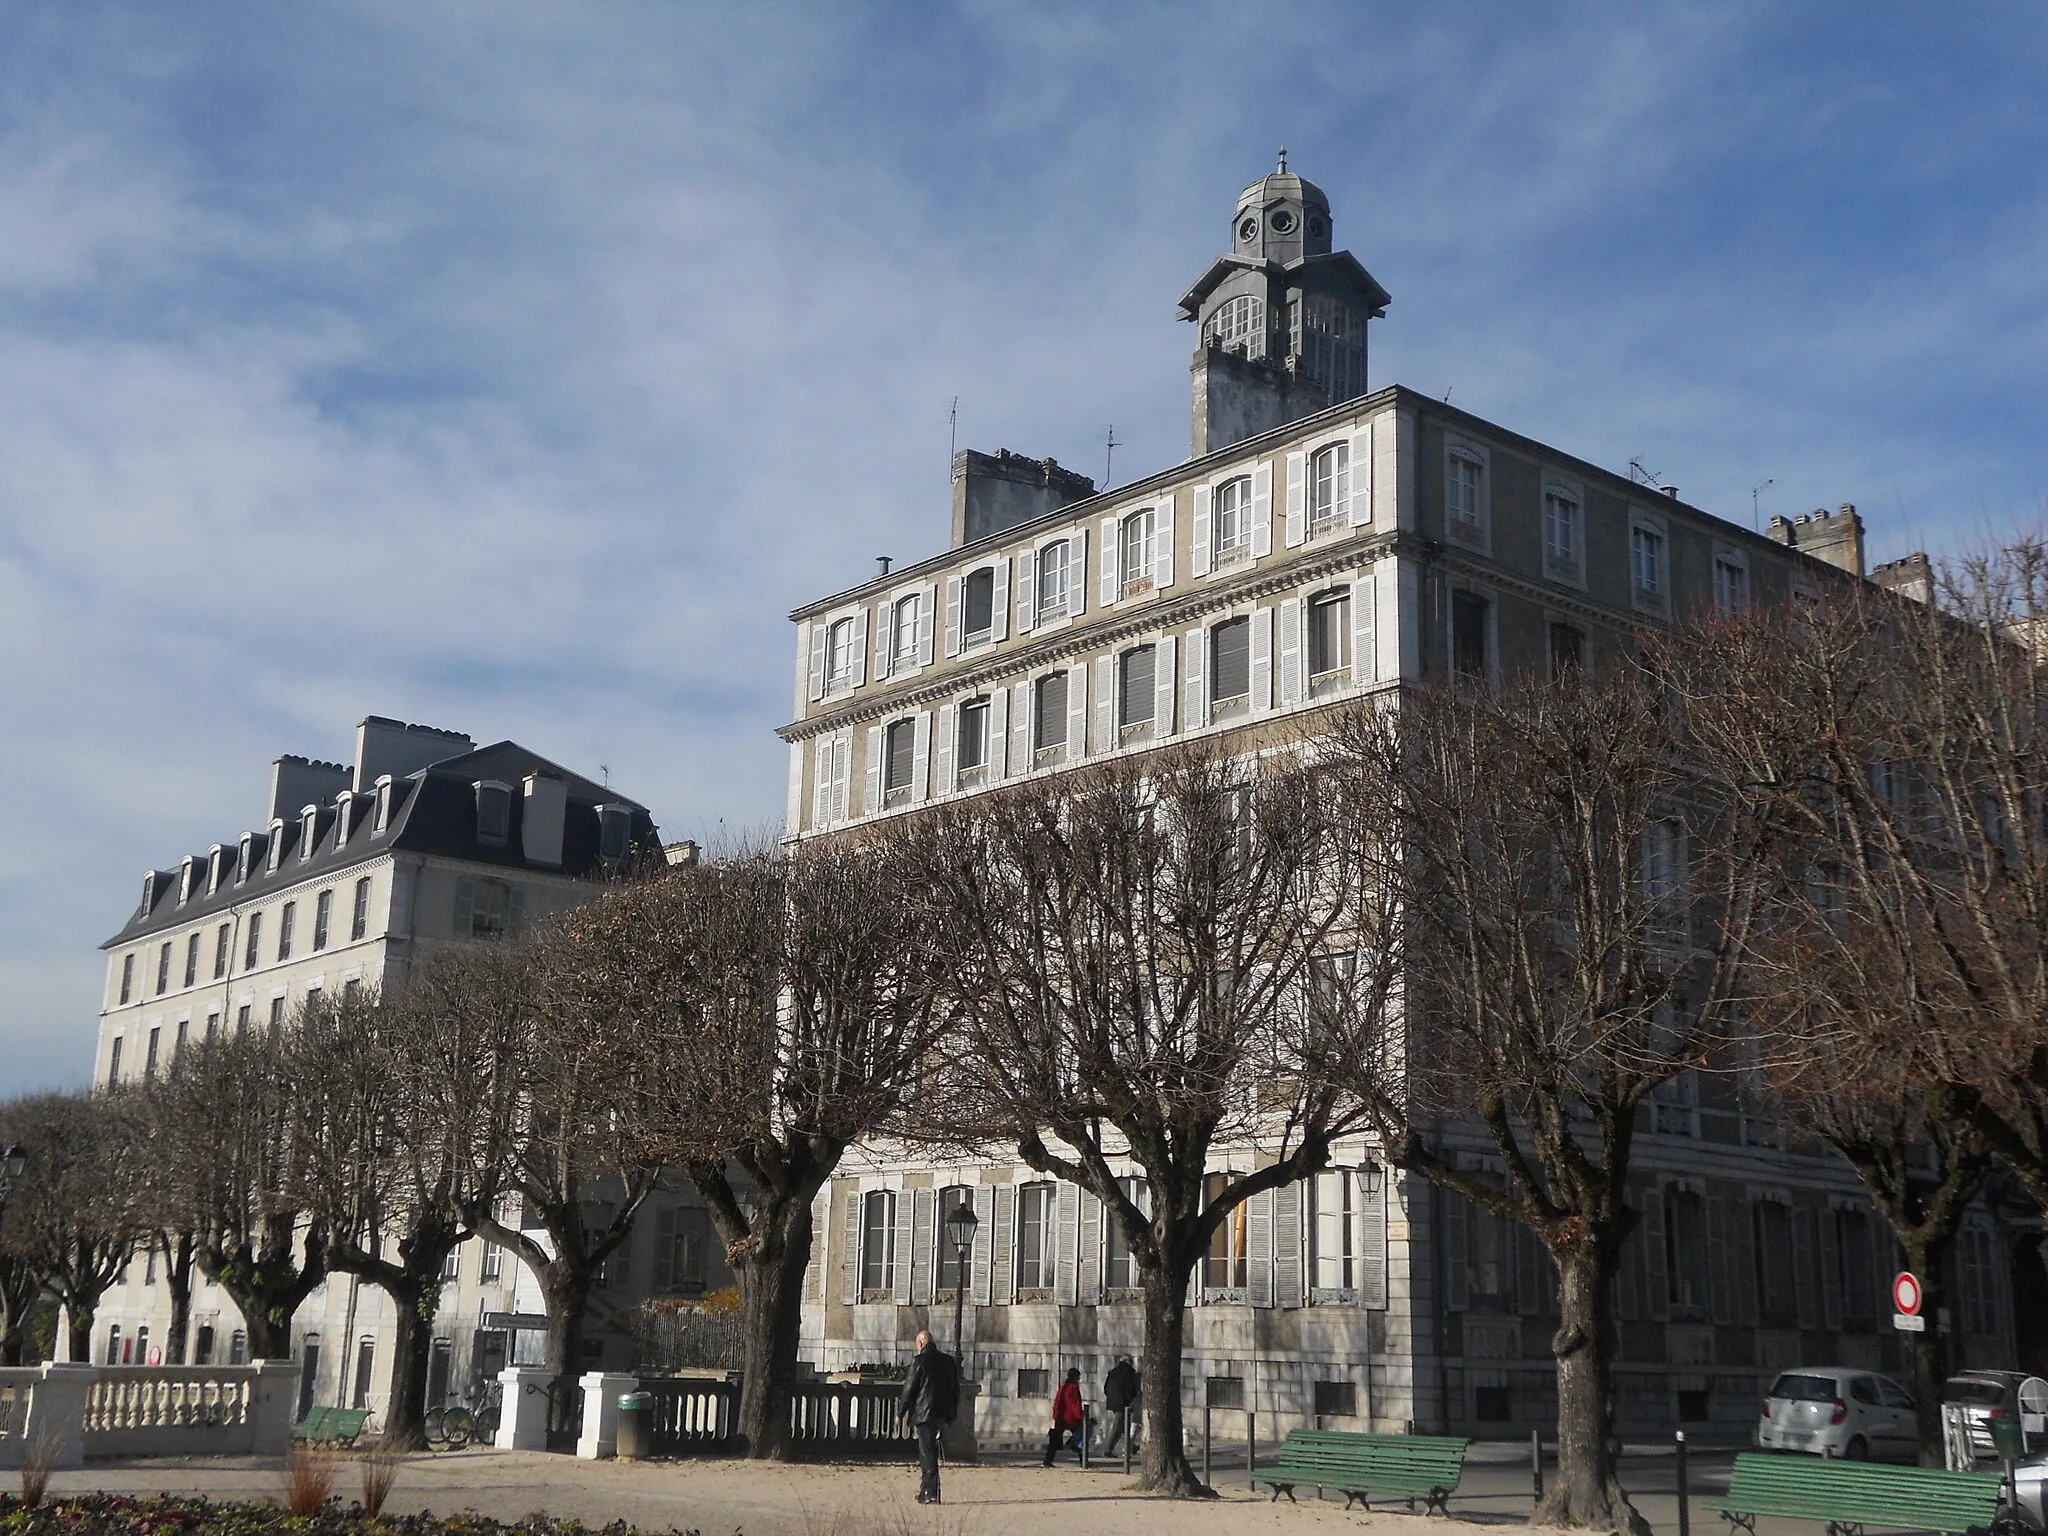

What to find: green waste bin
left=1992, top=1409, right=2025, bottom=1462
left=617, top=1392, right=652, bottom=1460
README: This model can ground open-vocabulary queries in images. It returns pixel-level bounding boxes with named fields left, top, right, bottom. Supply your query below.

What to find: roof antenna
left=1751, top=478, right=1775, bottom=532
left=600, top=763, right=610, bottom=788
left=949, top=396, right=959, bottom=476
left=1104, top=424, right=1119, bottom=489
left=1628, top=457, right=1665, bottom=490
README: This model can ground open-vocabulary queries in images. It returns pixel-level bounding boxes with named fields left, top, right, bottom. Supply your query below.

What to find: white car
left=1756, top=1367, right=1919, bottom=1461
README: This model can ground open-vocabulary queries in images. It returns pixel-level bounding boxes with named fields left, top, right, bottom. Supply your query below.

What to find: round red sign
left=1893, top=1271, right=1922, bottom=1316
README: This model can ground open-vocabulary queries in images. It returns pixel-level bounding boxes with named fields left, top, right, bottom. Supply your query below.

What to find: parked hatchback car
left=1944, top=1371, right=2035, bottom=1462
left=1757, top=1367, right=1918, bottom=1460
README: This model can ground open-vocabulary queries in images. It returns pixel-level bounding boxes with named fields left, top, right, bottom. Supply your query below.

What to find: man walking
left=898, top=1329, right=959, bottom=1504
left=1100, top=1354, right=1141, bottom=1456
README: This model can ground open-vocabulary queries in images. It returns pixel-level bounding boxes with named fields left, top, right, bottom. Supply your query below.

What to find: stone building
left=779, top=160, right=2029, bottom=1442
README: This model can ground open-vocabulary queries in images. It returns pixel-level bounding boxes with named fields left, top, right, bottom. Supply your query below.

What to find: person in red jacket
left=1043, top=1367, right=1087, bottom=1466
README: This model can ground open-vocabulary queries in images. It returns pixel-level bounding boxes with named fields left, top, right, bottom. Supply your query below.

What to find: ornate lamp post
left=943, top=1200, right=979, bottom=1363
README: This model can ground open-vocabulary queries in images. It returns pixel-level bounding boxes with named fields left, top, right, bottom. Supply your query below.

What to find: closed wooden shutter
left=1792, top=1207, right=1818, bottom=1328
left=1350, top=576, right=1375, bottom=686
left=934, top=704, right=955, bottom=798
left=992, top=1185, right=1016, bottom=1304
left=1079, top=1191, right=1102, bottom=1305
left=919, top=583, right=937, bottom=665
left=1010, top=682, right=1030, bottom=773
left=944, top=576, right=962, bottom=658
left=874, top=600, right=894, bottom=681
left=988, top=688, right=1009, bottom=778
left=1016, top=550, right=1036, bottom=633
left=652, top=1207, right=676, bottom=1292
left=1185, top=625, right=1207, bottom=726
left=911, top=1188, right=937, bottom=1305
left=1099, top=515, right=1120, bottom=606
left=1730, top=1198, right=1759, bottom=1326
left=1818, top=1208, right=1841, bottom=1330
left=1248, top=1188, right=1275, bottom=1307
left=452, top=875, right=475, bottom=934
left=864, top=727, right=885, bottom=816
left=842, top=1188, right=862, bottom=1305
left=910, top=711, right=931, bottom=802
left=812, top=742, right=831, bottom=828
left=1348, top=426, right=1374, bottom=527
left=1278, top=597, right=1304, bottom=705
left=849, top=610, right=868, bottom=687
left=1708, top=1198, right=1731, bottom=1325
left=1283, top=451, right=1306, bottom=548
left=1066, top=664, right=1090, bottom=757
left=1250, top=607, right=1273, bottom=713
left=1154, top=493, right=1175, bottom=588
left=1250, top=462, right=1274, bottom=558
left=1191, top=484, right=1212, bottom=576
left=892, top=1192, right=914, bottom=1304
left=1093, top=657, right=1114, bottom=752
left=970, top=1185, right=994, bottom=1305
left=808, top=622, right=827, bottom=701
left=1644, top=1191, right=1669, bottom=1321
left=1055, top=1183, right=1080, bottom=1305
left=1359, top=1170, right=1388, bottom=1310
left=992, top=555, right=1011, bottom=639
left=1274, top=1180, right=1304, bottom=1309
left=1442, top=1189, right=1468, bottom=1312
left=507, top=885, right=526, bottom=935
left=1153, top=634, right=1177, bottom=737
left=1069, top=528, right=1088, bottom=617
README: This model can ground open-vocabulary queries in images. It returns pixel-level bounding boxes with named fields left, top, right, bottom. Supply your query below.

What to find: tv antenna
left=1751, top=478, right=1775, bottom=532
left=948, top=396, right=959, bottom=474
left=1627, top=457, right=1666, bottom=490
left=1104, top=425, right=1119, bottom=489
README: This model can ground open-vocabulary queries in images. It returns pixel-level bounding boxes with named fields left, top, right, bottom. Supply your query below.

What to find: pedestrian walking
left=898, top=1329, right=960, bottom=1504
left=1100, top=1354, right=1141, bottom=1455
left=1044, top=1366, right=1087, bottom=1466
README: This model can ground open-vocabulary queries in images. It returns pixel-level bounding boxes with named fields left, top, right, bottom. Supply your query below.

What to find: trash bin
left=616, top=1392, right=651, bottom=1460
left=1992, top=1409, right=2026, bottom=1463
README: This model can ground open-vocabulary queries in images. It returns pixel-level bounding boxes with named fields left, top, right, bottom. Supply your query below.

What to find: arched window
left=1310, top=443, right=1349, bottom=534
left=1206, top=295, right=1265, bottom=357
left=1036, top=539, right=1071, bottom=622
left=824, top=616, right=856, bottom=691
left=1296, top=293, right=1363, bottom=399
left=1118, top=510, right=1155, bottom=588
left=891, top=593, right=921, bottom=668
left=1213, top=477, right=1253, bottom=556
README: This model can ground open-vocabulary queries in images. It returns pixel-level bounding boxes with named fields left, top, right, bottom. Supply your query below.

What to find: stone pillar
left=25, top=1362, right=97, bottom=1469
left=575, top=1372, right=638, bottom=1460
left=941, top=1381, right=980, bottom=1463
left=496, top=1367, right=553, bottom=1451
left=248, top=1360, right=301, bottom=1456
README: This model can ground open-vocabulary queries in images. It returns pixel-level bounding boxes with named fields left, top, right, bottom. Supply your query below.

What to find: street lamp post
left=943, top=1201, right=979, bottom=1366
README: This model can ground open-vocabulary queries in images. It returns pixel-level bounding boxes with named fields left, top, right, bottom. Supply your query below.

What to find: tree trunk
left=540, top=1264, right=592, bottom=1441
left=731, top=1195, right=815, bottom=1460
left=211, top=1213, right=327, bottom=1360
left=1539, top=1250, right=1645, bottom=1534
left=1903, top=1233, right=1959, bottom=1466
left=163, top=1234, right=195, bottom=1365
left=383, top=1277, right=435, bottom=1451
left=66, top=1298, right=96, bottom=1365
left=1136, top=1259, right=1207, bottom=1497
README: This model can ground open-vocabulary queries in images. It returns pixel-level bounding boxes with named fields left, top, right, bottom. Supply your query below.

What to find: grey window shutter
left=849, top=610, right=868, bottom=687
left=919, top=583, right=937, bottom=666
left=911, top=711, right=931, bottom=801
left=1249, top=607, right=1273, bottom=713
left=1067, top=665, right=1090, bottom=757
left=1348, top=426, right=1374, bottom=527
left=1283, top=451, right=1306, bottom=548
left=992, top=555, right=1011, bottom=639
left=1190, top=484, right=1212, bottom=576
left=811, top=745, right=833, bottom=830
left=1350, top=576, right=1375, bottom=686
left=1731, top=1198, right=1759, bottom=1326
left=1010, top=682, right=1031, bottom=772
left=1017, top=550, right=1036, bottom=633
left=1248, top=1188, right=1275, bottom=1307
left=452, top=875, right=475, bottom=935
left=507, top=885, right=526, bottom=935
left=1792, top=1207, right=1818, bottom=1328
left=1442, top=1189, right=1468, bottom=1311
left=934, top=704, right=955, bottom=797
left=1708, top=1198, right=1731, bottom=1326
left=1079, top=1192, right=1102, bottom=1305
left=892, top=1191, right=914, bottom=1304
left=1515, top=1225, right=1539, bottom=1317
left=842, top=1189, right=862, bottom=1305
left=1616, top=1211, right=1641, bottom=1323
left=1069, top=528, right=1088, bottom=617
left=1644, top=1192, right=1670, bottom=1321
left=1055, top=1182, right=1080, bottom=1305
left=1250, top=462, right=1274, bottom=558
left=1093, top=657, right=1114, bottom=752
left=1274, top=1180, right=1304, bottom=1309
left=652, top=1207, right=676, bottom=1292
left=944, top=576, right=962, bottom=658
left=1868, top=1207, right=1892, bottom=1326
left=911, top=1188, right=937, bottom=1305
left=970, top=1185, right=994, bottom=1305
left=992, top=1185, right=1016, bottom=1304
left=1099, top=515, right=1119, bottom=606
left=1818, top=1208, right=1841, bottom=1330
left=988, top=687, right=1009, bottom=778
left=808, top=622, right=827, bottom=702
left=1185, top=625, right=1207, bottom=726
left=864, top=726, right=885, bottom=815
left=1359, top=1170, right=1387, bottom=1310
left=874, top=599, right=893, bottom=682
left=1154, top=493, right=1175, bottom=588
left=1278, top=597, right=1304, bottom=705
left=1153, top=634, right=1177, bottom=737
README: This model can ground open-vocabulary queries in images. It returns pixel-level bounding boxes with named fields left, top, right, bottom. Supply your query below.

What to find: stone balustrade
left=0, top=1362, right=297, bottom=1467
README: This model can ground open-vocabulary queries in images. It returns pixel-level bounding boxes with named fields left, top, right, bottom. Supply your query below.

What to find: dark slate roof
left=105, top=741, right=658, bottom=948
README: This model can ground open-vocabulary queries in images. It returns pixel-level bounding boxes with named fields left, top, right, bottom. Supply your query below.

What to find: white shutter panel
left=1348, top=427, right=1374, bottom=527
left=934, top=704, right=955, bottom=798
left=943, top=576, right=962, bottom=658
left=1248, top=1188, right=1275, bottom=1307
left=863, top=727, right=885, bottom=817
left=1250, top=462, right=1274, bottom=558
left=1283, top=451, right=1306, bottom=548
left=919, top=583, right=937, bottom=666
left=849, top=611, right=868, bottom=687
left=1080, top=1192, right=1102, bottom=1305
left=910, top=711, right=931, bottom=802
left=1250, top=607, right=1273, bottom=714
left=992, top=1185, right=1016, bottom=1303
left=1016, top=550, right=1036, bottom=633
left=970, top=1185, right=994, bottom=1305
left=892, top=1191, right=914, bottom=1304
left=1154, top=493, right=1175, bottom=588
left=1069, top=528, right=1088, bottom=617
left=1094, top=656, right=1115, bottom=751
left=1278, top=597, right=1304, bottom=705
left=811, top=743, right=832, bottom=829
left=992, top=555, right=1011, bottom=639
left=1067, top=664, right=1090, bottom=758
left=911, top=1188, right=936, bottom=1305
left=1644, top=1192, right=1669, bottom=1321
left=988, top=687, right=1009, bottom=778
left=1054, top=1183, right=1080, bottom=1305
left=807, top=622, right=827, bottom=702
left=1185, top=626, right=1207, bottom=727
left=874, top=600, right=893, bottom=682
left=1010, top=682, right=1030, bottom=774
left=842, top=1189, right=862, bottom=1304
left=1191, top=484, right=1212, bottom=576
left=1792, top=1207, right=1818, bottom=1328
left=1099, top=515, right=1120, bottom=606
left=1350, top=576, right=1375, bottom=686
left=1359, top=1170, right=1388, bottom=1310
left=1154, top=634, right=1177, bottom=738
left=837, top=734, right=854, bottom=822
left=1274, top=1181, right=1304, bottom=1309
left=1443, top=1191, right=1468, bottom=1311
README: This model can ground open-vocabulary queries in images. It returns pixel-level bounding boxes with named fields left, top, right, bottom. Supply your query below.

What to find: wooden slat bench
left=1700, top=1451, right=2003, bottom=1536
left=292, top=1405, right=371, bottom=1448
left=1254, top=1427, right=1470, bottom=1515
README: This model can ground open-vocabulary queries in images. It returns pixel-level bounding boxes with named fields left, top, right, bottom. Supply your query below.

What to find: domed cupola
left=1230, top=150, right=1334, bottom=266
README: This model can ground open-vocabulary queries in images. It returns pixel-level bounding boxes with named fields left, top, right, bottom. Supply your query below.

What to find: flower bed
left=0, top=1494, right=706, bottom=1536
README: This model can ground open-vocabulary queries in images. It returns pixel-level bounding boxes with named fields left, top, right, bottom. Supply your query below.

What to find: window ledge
left=1309, top=1287, right=1361, bottom=1306
left=1121, top=579, right=1155, bottom=600
left=1201, top=1288, right=1249, bottom=1305
left=1033, top=746, right=1067, bottom=767
left=1120, top=723, right=1155, bottom=742
left=1209, top=697, right=1250, bottom=723
left=1015, top=1287, right=1054, bottom=1304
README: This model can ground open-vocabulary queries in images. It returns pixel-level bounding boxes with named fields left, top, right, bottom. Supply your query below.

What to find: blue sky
left=3, top=3, right=2045, bottom=1089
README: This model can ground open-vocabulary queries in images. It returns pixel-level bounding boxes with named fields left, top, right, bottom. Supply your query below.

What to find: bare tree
left=1327, top=666, right=1765, bottom=1531
left=915, top=741, right=1404, bottom=1497
left=560, top=833, right=949, bottom=1459
left=0, top=1249, right=40, bottom=1365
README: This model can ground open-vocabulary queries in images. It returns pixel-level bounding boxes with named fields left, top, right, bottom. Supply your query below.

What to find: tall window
left=183, top=933, right=200, bottom=989
left=471, top=879, right=512, bottom=938
left=1119, top=510, right=1155, bottom=588
left=1543, top=491, right=1580, bottom=571
left=1715, top=556, right=1749, bottom=617
left=204, top=1013, right=219, bottom=1045
left=475, top=782, right=512, bottom=844
left=1451, top=591, right=1489, bottom=678
left=1034, top=673, right=1069, bottom=755
left=860, top=1190, right=897, bottom=1294
left=824, top=616, right=856, bottom=691
left=956, top=698, right=989, bottom=778
left=313, top=890, right=333, bottom=951
left=962, top=567, right=995, bottom=639
left=1297, top=293, right=1363, bottom=399
left=156, top=942, right=171, bottom=995
left=1036, top=540, right=1071, bottom=622
left=1118, top=646, right=1156, bottom=730
left=277, top=902, right=296, bottom=962
left=351, top=878, right=371, bottom=942
left=892, top=593, right=922, bottom=668
left=1105, top=1177, right=1146, bottom=1290
left=884, top=719, right=917, bottom=799
left=1640, top=822, right=1682, bottom=935
left=1211, top=617, right=1251, bottom=705
left=106, top=1037, right=123, bottom=1088
left=1663, top=1188, right=1708, bottom=1315
left=1203, top=1173, right=1249, bottom=1292
left=1631, top=524, right=1665, bottom=597
left=1016, top=1183, right=1056, bottom=1291
left=244, top=912, right=263, bottom=969
left=1549, top=622, right=1585, bottom=679
left=214, top=924, right=231, bottom=979
left=1213, top=477, right=1252, bottom=557
left=1448, top=453, right=1482, bottom=528
left=145, top=1027, right=161, bottom=1080
left=267, top=996, right=285, bottom=1031
left=235, top=1004, right=250, bottom=1038
left=119, top=954, right=134, bottom=1005
left=1838, top=1208, right=1875, bottom=1324
left=1309, top=443, right=1349, bottom=534
left=1308, top=589, right=1350, bottom=678
left=1206, top=294, right=1263, bottom=355
left=936, top=1185, right=974, bottom=1290
left=1311, top=1170, right=1358, bottom=1292
left=1753, top=1202, right=1795, bottom=1325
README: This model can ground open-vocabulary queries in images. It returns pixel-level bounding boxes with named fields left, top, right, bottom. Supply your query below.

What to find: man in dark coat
left=1100, top=1354, right=1141, bottom=1455
left=898, top=1329, right=960, bottom=1503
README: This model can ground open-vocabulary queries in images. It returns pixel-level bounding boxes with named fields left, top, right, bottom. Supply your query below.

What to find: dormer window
left=140, top=870, right=159, bottom=918
left=178, top=856, right=199, bottom=906
left=372, top=775, right=394, bottom=836
left=597, top=803, right=633, bottom=864
left=299, top=806, right=319, bottom=862
left=207, top=845, right=227, bottom=896
left=333, top=791, right=355, bottom=850
left=236, top=835, right=255, bottom=886
left=475, top=781, right=513, bottom=846
left=266, top=821, right=286, bottom=874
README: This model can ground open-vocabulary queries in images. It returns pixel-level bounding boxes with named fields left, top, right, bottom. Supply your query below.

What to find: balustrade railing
left=787, top=1379, right=913, bottom=1459
left=85, top=1369, right=252, bottom=1435
left=644, top=1376, right=739, bottom=1453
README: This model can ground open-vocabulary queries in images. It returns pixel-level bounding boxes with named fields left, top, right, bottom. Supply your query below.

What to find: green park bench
left=1254, top=1427, right=1469, bottom=1515
left=292, top=1404, right=371, bottom=1448
left=1701, top=1451, right=2004, bottom=1536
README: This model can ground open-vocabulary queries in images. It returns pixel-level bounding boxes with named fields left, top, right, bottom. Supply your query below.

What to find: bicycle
left=423, top=1381, right=501, bottom=1451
